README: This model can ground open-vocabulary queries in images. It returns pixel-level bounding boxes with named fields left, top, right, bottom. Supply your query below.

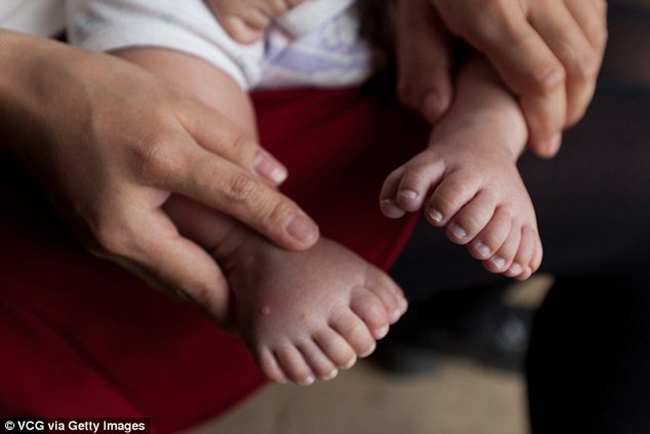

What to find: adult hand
left=0, top=30, right=319, bottom=324
left=398, top=0, right=608, bottom=157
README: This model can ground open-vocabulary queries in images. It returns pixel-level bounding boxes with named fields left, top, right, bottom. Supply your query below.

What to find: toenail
left=509, top=263, right=523, bottom=275
left=476, top=242, right=491, bottom=258
left=376, top=325, right=389, bottom=339
left=429, top=209, right=443, bottom=223
left=298, top=375, right=315, bottom=386
left=400, top=189, right=418, bottom=199
left=450, top=224, right=467, bottom=239
left=343, top=356, right=357, bottom=370
left=491, top=256, right=507, bottom=270
left=323, top=369, right=339, bottom=381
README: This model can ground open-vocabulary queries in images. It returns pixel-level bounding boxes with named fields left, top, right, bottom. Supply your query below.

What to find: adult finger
left=90, top=205, right=234, bottom=328
left=530, top=0, right=601, bottom=128
left=148, top=137, right=319, bottom=250
left=397, top=0, right=454, bottom=123
left=178, top=97, right=288, bottom=186
left=446, top=4, right=567, bottom=156
left=566, top=0, right=608, bottom=54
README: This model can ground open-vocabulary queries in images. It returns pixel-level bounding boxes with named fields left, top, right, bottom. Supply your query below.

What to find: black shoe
left=373, top=295, right=534, bottom=374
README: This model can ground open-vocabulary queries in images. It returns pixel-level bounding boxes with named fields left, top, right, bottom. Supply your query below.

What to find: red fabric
left=0, top=84, right=427, bottom=432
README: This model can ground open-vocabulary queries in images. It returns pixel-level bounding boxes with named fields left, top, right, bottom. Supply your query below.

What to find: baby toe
left=396, top=173, right=429, bottom=212
left=426, top=171, right=480, bottom=227
left=364, top=269, right=406, bottom=324
left=529, top=238, right=544, bottom=274
left=447, top=189, right=496, bottom=245
left=380, top=199, right=407, bottom=219
left=505, top=226, right=537, bottom=279
left=258, top=347, right=286, bottom=384
left=329, top=310, right=376, bottom=358
left=275, top=345, right=315, bottom=386
left=380, top=168, right=408, bottom=218
left=484, top=223, right=521, bottom=274
left=349, top=287, right=390, bottom=340
left=469, top=207, right=512, bottom=260
left=313, top=329, right=357, bottom=370
left=298, top=341, right=339, bottom=381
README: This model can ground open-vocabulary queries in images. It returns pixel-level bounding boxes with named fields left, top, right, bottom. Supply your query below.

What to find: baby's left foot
left=380, top=123, right=543, bottom=281
left=209, top=0, right=304, bottom=44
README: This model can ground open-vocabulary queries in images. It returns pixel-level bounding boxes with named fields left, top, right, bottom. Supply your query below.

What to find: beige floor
left=186, top=277, right=552, bottom=434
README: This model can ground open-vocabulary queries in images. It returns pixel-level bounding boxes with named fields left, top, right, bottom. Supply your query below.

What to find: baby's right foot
left=165, top=196, right=407, bottom=386
left=209, top=0, right=305, bottom=44
left=231, top=237, right=407, bottom=385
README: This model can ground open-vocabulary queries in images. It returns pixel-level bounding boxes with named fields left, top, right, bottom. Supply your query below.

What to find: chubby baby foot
left=380, top=125, right=542, bottom=281
left=165, top=195, right=407, bottom=385
left=223, top=236, right=407, bottom=385
left=208, top=0, right=304, bottom=44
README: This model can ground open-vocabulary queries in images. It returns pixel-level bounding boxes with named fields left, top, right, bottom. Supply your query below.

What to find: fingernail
left=491, top=256, right=507, bottom=270
left=475, top=242, right=491, bottom=258
left=323, top=369, right=339, bottom=381
left=400, top=189, right=418, bottom=199
left=376, top=325, right=389, bottom=339
left=398, top=297, right=408, bottom=313
left=381, top=199, right=406, bottom=219
left=254, top=152, right=288, bottom=184
left=429, top=209, right=443, bottom=224
left=450, top=224, right=467, bottom=239
left=509, top=262, right=523, bottom=275
left=344, top=356, right=357, bottom=370
left=286, top=214, right=318, bottom=244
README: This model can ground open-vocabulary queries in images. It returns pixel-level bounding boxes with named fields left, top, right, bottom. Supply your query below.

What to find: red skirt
left=0, top=83, right=427, bottom=432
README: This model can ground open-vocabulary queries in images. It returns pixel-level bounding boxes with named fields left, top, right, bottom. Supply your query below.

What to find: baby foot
left=380, top=127, right=542, bottom=281
left=208, top=0, right=305, bottom=44
left=223, top=236, right=407, bottom=385
left=165, top=196, right=407, bottom=385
